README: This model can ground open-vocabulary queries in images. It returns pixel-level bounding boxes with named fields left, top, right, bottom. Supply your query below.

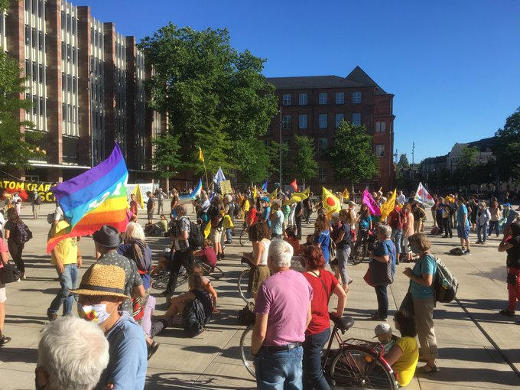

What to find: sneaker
left=0, top=335, right=11, bottom=346
left=464, top=249, right=471, bottom=255
left=499, top=309, right=515, bottom=317
left=47, top=309, right=57, bottom=322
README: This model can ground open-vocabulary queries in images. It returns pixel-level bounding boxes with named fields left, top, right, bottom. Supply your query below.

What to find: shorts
left=457, top=225, right=470, bottom=239
left=211, top=227, right=223, bottom=244
left=248, top=265, right=270, bottom=295
left=147, top=210, right=154, bottom=220
left=0, top=284, right=6, bottom=303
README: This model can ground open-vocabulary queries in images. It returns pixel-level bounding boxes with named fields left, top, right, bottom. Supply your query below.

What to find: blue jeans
left=49, top=264, right=78, bottom=315
left=391, top=229, right=402, bottom=254
left=226, top=228, right=232, bottom=243
left=337, top=246, right=351, bottom=286
left=255, top=346, right=303, bottom=390
left=303, top=328, right=331, bottom=390
left=477, top=223, right=488, bottom=242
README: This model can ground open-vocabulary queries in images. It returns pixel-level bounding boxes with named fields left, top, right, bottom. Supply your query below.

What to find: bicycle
left=239, top=221, right=251, bottom=247
left=150, top=260, right=223, bottom=291
left=352, top=229, right=376, bottom=265
left=237, top=257, right=254, bottom=304
left=240, top=314, right=398, bottom=389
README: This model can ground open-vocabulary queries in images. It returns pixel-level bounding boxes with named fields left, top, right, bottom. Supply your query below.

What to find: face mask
left=78, top=303, right=111, bottom=324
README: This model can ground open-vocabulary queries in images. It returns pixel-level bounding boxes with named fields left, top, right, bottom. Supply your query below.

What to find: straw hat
left=71, top=264, right=129, bottom=299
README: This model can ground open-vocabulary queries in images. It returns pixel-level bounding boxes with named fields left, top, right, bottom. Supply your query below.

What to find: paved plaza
left=0, top=203, right=520, bottom=389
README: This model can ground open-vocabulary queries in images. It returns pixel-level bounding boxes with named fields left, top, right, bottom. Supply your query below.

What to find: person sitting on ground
left=384, top=311, right=419, bottom=387
left=193, top=238, right=218, bottom=269
left=150, top=273, right=213, bottom=337
left=374, top=322, right=398, bottom=354
left=35, top=316, right=109, bottom=390
left=72, top=264, right=147, bottom=389
left=192, top=263, right=218, bottom=312
left=242, top=221, right=271, bottom=298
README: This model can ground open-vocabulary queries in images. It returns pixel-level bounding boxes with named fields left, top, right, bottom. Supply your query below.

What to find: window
left=299, top=93, right=308, bottom=106
left=32, top=62, right=37, bottom=82
left=25, top=0, right=30, bottom=10
left=335, top=113, right=344, bottom=128
left=32, top=0, right=37, bottom=14
left=282, top=94, right=291, bottom=106
left=73, top=77, right=77, bottom=94
left=282, top=115, right=291, bottom=129
left=68, top=104, right=72, bottom=124
left=67, top=75, right=72, bottom=92
left=25, top=25, right=30, bottom=45
left=62, top=42, right=65, bottom=60
left=25, top=59, right=31, bottom=77
left=61, top=72, right=65, bottom=89
left=375, top=144, right=385, bottom=157
left=32, top=95, right=38, bottom=115
left=319, top=92, right=327, bottom=105
left=67, top=44, right=71, bottom=62
left=72, top=18, right=77, bottom=35
left=61, top=11, right=65, bottom=30
left=335, top=92, right=345, bottom=104
left=39, top=96, right=45, bottom=116
left=38, top=0, right=44, bottom=18
left=319, top=167, right=327, bottom=183
left=318, top=138, right=328, bottom=153
left=352, top=91, right=362, bottom=104
left=72, top=47, right=76, bottom=64
left=352, top=113, right=361, bottom=126
left=319, top=114, right=328, bottom=129
left=375, top=121, right=386, bottom=133
left=38, top=32, right=44, bottom=50
left=32, top=28, right=37, bottom=48
left=298, top=114, right=308, bottom=129
left=62, top=103, right=67, bottom=121
left=38, top=64, right=44, bottom=83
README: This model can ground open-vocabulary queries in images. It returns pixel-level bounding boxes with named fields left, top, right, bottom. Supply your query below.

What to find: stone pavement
left=0, top=203, right=519, bottom=389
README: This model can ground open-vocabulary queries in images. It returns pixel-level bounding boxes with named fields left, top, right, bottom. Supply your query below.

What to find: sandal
left=421, top=363, right=439, bottom=373
left=0, top=335, right=11, bottom=346
left=147, top=341, right=160, bottom=360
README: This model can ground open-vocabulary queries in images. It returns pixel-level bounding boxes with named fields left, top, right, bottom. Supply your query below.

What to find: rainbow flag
left=178, top=179, right=203, bottom=204
left=46, top=144, right=129, bottom=253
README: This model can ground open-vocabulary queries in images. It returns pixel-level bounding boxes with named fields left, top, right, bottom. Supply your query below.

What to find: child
left=223, top=211, right=234, bottom=245
left=374, top=322, right=398, bottom=353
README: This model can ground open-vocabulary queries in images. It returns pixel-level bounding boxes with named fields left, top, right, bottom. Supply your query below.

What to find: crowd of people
left=0, top=184, right=519, bottom=389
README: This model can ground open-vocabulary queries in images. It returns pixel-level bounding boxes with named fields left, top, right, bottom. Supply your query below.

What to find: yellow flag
left=133, top=184, right=145, bottom=209
left=269, top=188, right=278, bottom=201
left=322, top=187, right=341, bottom=215
left=380, top=189, right=397, bottom=220
left=342, top=187, right=350, bottom=201
left=204, top=221, right=212, bottom=239
left=285, top=187, right=310, bottom=205
left=252, top=186, right=258, bottom=200
left=198, top=147, right=204, bottom=162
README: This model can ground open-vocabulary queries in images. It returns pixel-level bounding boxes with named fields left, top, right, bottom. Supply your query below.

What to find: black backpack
left=433, top=257, right=459, bottom=303
left=182, top=296, right=210, bottom=337
left=188, top=221, right=204, bottom=249
left=13, top=222, right=32, bottom=245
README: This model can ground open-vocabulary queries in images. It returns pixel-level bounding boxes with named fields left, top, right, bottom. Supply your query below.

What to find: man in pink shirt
left=252, top=239, right=312, bottom=390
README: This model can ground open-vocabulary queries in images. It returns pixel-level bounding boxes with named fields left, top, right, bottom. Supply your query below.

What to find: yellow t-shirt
left=223, top=214, right=234, bottom=229
left=50, top=220, right=78, bottom=265
left=392, top=336, right=419, bottom=387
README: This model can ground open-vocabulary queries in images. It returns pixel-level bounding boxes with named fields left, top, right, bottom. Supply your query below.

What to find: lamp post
left=279, top=109, right=282, bottom=190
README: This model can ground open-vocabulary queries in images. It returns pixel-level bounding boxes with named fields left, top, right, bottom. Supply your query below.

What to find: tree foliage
left=139, top=24, right=278, bottom=180
left=397, top=154, right=409, bottom=169
left=0, top=50, right=43, bottom=169
left=151, top=133, right=182, bottom=178
left=493, top=107, right=520, bottom=181
left=329, top=121, right=378, bottom=185
left=286, top=135, right=317, bottom=184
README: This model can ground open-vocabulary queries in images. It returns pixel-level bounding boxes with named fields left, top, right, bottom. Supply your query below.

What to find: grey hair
left=38, top=317, right=109, bottom=390
left=124, top=222, right=146, bottom=242
left=268, top=238, right=294, bottom=268
left=377, top=224, right=392, bottom=238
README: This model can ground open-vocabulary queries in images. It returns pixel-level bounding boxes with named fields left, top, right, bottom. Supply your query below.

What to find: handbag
left=363, top=268, right=374, bottom=287
left=0, top=263, right=22, bottom=284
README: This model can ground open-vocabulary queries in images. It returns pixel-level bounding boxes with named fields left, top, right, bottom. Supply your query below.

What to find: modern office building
left=2, top=0, right=160, bottom=182
left=267, top=66, right=395, bottom=189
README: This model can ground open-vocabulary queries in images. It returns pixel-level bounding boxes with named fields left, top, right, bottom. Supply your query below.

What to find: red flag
left=290, top=179, right=298, bottom=191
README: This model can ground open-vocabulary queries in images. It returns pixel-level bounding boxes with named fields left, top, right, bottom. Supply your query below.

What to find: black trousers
left=8, top=241, right=25, bottom=274
left=442, top=218, right=452, bottom=237
left=295, top=216, right=302, bottom=239
left=165, top=249, right=193, bottom=294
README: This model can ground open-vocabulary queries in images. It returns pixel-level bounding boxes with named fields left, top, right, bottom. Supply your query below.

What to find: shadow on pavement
left=439, top=346, right=520, bottom=364
left=145, top=371, right=253, bottom=390
left=0, top=347, right=37, bottom=363
left=416, top=366, right=520, bottom=386
left=5, top=314, right=47, bottom=326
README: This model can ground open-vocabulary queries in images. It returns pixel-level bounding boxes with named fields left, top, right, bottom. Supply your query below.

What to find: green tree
left=0, top=50, right=43, bottom=169
left=493, top=107, right=520, bottom=181
left=139, top=24, right=278, bottom=178
left=329, top=121, right=378, bottom=185
left=286, top=135, right=317, bottom=185
left=151, top=133, right=182, bottom=179
left=267, top=140, right=289, bottom=183
left=397, top=154, right=409, bottom=169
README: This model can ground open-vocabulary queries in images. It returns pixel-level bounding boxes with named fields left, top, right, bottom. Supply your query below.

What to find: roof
left=267, top=75, right=365, bottom=90
left=267, top=66, right=388, bottom=94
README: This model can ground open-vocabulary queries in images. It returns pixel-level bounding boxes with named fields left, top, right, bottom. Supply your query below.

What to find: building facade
left=3, top=0, right=159, bottom=182
left=267, top=66, right=395, bottom=190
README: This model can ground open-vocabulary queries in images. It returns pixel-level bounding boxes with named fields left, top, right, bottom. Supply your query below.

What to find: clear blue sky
left=82, top=0, right=520, bottom=163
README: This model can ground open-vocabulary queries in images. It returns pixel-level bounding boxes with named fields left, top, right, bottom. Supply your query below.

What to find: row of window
left=282, top=91, right=362, bottom=106
left=90, top=28, right=104, bottom=49
left=62, top=102, right=78, bottom=123
left=25, top=25, right=45, bottom=51
left=61, top=11, right=78, bottom=35
left=62, top=73, right=78, bottom=94
left=61, top=42, right=78, bottom=64
left=283, top=113, right=362, bottom=130
left=25, top=0, right=45, bottom=18
left=25, top=59, right=45, bottom=83
left=25, top=93, right=46, bottom=117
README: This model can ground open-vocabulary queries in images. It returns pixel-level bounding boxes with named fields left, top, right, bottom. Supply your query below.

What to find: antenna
left=412, top=142, right=415, bottom=165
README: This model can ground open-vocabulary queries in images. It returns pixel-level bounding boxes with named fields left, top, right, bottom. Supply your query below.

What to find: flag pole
left=203, top=161, right=209, bottom=191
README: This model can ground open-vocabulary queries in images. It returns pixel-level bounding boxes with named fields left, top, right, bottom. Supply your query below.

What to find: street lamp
left=279, top=109, right=282, bottom=191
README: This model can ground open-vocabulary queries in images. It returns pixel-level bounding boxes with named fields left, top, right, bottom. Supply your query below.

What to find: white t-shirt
left=258, top=239, right=271, bottom=266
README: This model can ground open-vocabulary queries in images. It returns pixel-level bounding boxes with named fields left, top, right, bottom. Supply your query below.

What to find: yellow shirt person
left=50, top=220, right=79, bottom=266
left=392, top=336, right=419, bottom=387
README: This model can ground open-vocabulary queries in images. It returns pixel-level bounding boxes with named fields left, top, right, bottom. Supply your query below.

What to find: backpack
left=182, top=295, right=210, bottom=337
left=433, top=257, right=458, bottom=303
left=389, top=210, right=404, bottom=230
left=188, top=221, right=204, bottom=249
left=34, top=195, right=42, bottom=205
left=238, top=302, right=256, bottom=326
left=128, top=240, right=152, bottom=273
left=449, top=247, right=464, bottom=256
left=13, top=222, right=32, bottom=245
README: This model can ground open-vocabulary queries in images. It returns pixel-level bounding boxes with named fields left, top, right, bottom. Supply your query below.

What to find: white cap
left=373, top=322, right=392, bottom=337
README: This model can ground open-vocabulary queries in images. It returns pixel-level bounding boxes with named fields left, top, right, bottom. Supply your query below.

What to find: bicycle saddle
left=332, top=315, right=355, bottom=332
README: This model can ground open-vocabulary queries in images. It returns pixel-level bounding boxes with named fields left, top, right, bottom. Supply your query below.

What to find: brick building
left=1, top=0, right=162, bottom=182
left=267, top=66, right=395, bottom=190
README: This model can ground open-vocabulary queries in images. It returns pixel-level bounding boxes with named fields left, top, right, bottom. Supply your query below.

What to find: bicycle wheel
left=240, top=226, right=250, bottom=247
left=151, top=270, right=169, bottom=290
left=211, top=265, right=224, bottom=280
left=238, top=269, right=253, bottom=304
left=351, top=245, right=363, bottom=265
left=240, top=325, right=256, bottom=378
left=329, top=346, right=397, bottom=389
